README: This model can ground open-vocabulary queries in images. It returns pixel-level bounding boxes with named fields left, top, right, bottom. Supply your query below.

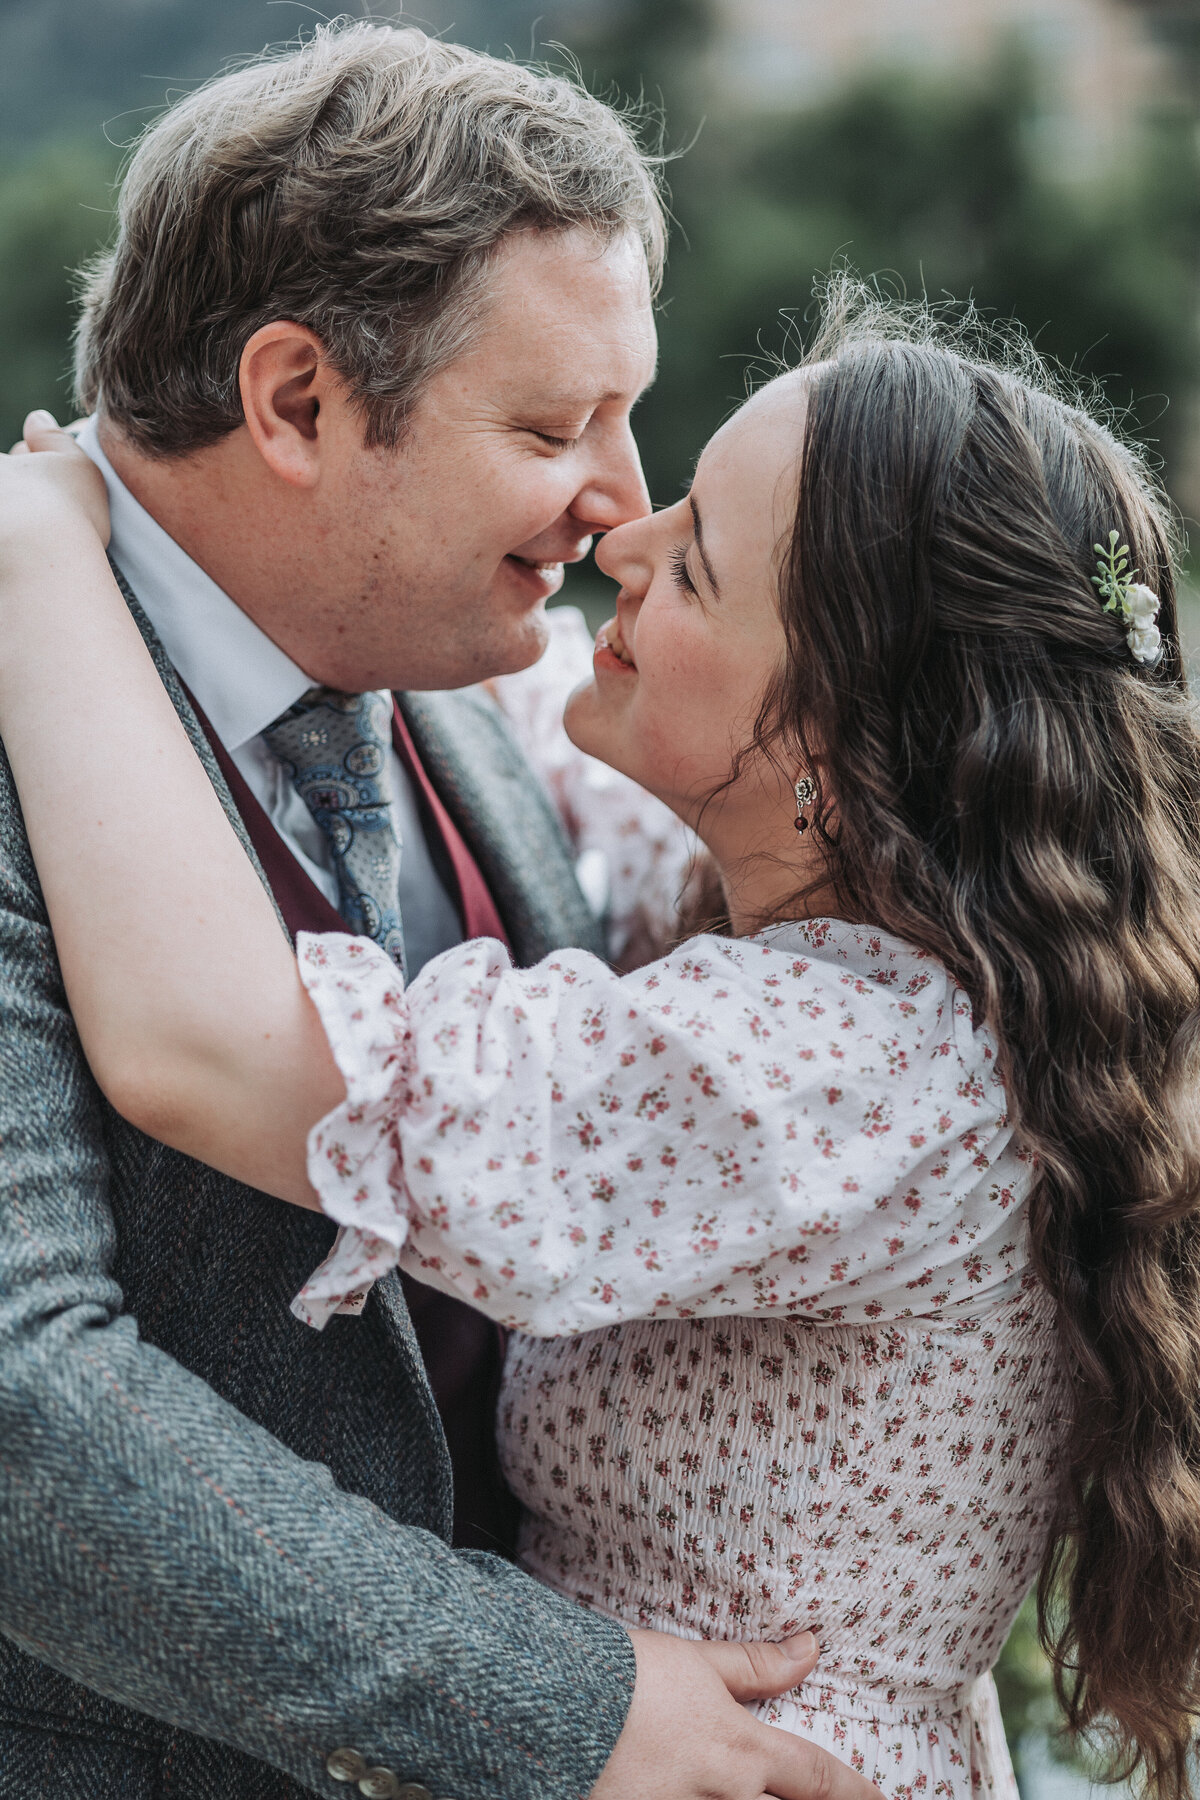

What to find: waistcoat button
left=358, top=1769, right=404, bottom=1799
left=326, top=1748, right=368, bottom=1783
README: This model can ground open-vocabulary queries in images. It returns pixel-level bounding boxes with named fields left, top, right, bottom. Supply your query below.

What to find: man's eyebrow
left=524, top=370, right=658, bottom=412
left=690, top=497, right=722, bottom=598
left=539, top=390, right=627, bottom=407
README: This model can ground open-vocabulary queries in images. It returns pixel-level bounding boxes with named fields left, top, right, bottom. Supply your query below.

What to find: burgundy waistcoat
left=189, top=688, right=519, bottom=1555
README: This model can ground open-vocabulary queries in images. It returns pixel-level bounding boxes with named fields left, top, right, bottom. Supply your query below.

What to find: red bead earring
left=794, top=776, right=816, bottom=834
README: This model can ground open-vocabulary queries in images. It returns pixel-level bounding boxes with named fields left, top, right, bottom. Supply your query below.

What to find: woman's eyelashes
left=668, top=542, right=697, bottom=596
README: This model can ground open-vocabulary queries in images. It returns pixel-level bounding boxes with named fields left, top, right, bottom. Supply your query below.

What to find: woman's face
left=565, top=370, right=808, bottom=844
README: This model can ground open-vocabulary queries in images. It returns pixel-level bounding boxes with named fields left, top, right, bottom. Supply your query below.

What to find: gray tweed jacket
left=0, top=588, right=633, bottom=1799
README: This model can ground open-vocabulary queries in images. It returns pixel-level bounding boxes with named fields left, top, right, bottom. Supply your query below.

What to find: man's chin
left=409, top=608, right=550, bottom=691
left=488, top=606, right=551, bottom=680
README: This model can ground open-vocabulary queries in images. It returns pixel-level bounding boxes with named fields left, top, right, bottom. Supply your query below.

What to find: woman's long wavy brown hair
left=767, top=284, right=1200, bottom=1796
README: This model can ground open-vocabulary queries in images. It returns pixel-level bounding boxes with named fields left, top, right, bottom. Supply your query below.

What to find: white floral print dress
left=289, top=611, right=1067, bottom=1800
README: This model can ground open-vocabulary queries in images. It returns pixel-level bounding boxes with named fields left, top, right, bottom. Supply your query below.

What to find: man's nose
left=570, top=422, right=651, bottom=532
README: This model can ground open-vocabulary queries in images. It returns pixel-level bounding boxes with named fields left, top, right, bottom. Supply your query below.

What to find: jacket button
left=326, top=1748, right=368, bottom=1784
left=358, top=1770, right=404, bottom=1799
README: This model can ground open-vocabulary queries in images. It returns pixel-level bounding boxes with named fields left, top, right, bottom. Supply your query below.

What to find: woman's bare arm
left=0, top=418, right=342, bottom=1203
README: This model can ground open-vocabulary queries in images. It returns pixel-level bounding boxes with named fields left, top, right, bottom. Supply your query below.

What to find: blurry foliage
left=0, top=143, right=117, bottom=444
left=1, top=7, right=1196, bottom=510
left=625, top=52, right=1200, bottom=509
left=553, top=0, right=717, bottom=117
left=992, top=1596, right=1093, bottom=1794
left=0, top=0, right=365, bottom=152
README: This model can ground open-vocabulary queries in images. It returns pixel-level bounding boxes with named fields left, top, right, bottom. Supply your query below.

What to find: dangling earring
left=793, top=776, right=816, bottom=834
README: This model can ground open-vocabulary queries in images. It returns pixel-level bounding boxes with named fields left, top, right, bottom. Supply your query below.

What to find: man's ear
left=238, top=322, right=341, bottom=489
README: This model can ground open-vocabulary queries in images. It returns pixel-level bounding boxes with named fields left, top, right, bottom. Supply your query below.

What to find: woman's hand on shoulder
left=1, top=411, right=111, bottom=557
left=0, top=413, right=115, bottom=703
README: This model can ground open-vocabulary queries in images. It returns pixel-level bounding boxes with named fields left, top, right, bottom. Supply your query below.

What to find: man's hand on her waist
left=590, top=1629, right=884, bottom=1800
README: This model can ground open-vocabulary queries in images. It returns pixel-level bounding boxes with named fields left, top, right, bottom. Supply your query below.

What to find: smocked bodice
left=499, top=1283, right=1066, bottom=1797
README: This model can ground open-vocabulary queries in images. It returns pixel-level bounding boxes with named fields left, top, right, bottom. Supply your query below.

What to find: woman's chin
left=564, top=676, right=632, bottom=773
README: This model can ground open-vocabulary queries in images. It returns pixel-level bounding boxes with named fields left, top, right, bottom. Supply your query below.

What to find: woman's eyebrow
left=689, top=497, right=722, bottom=599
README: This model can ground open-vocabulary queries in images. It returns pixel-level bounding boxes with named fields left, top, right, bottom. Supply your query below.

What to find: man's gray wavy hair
left=74, top=20, right=666, bottom=455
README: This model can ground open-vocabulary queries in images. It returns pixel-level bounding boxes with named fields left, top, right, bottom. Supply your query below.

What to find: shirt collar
left=77, top=416, right=314, bottom=752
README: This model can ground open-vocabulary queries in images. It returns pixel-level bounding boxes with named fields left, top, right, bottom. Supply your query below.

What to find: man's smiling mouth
left=507, top=555, right=564, bottom=573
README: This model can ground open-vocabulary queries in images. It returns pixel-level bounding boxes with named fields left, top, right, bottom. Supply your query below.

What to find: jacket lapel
left=113, top=561, right=288, bottom=934
left=399, top=687, right=607, bottom=966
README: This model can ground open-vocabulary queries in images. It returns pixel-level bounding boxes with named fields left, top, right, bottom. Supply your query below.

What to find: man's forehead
left=487, top=222, right=651, bottom=296
left=478, top=230, right=656, bottom=372
left=480, top=320, right=657, bottom=411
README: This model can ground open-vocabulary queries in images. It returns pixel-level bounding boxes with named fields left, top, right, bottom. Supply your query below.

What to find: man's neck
left=82, top=415, right=317, bottom=748
left=96, top=417, right=293, bottom=630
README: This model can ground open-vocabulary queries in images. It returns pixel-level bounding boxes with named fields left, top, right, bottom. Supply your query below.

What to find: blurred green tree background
left=553, top=0, right=1200, bottom=519
left=0, top=5, right=1196, bottom=1784
left=0, top=143, right=117, bottom=444
left=2, top=0, right=1197, bottom=518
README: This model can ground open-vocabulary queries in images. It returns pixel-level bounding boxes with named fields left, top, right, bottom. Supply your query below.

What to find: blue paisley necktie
left=263, top=687, right=406, bottom=970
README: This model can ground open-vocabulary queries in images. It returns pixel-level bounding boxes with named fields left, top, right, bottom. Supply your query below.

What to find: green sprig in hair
left=1091, top=529, right=1162, bottom=666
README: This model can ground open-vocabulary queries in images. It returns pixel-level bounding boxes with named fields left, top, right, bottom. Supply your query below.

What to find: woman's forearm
left=0, top=509, right=343, bottom=1203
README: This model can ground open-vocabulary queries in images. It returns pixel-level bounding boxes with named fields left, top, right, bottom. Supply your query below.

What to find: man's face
left=293, top=227, right=657, bottom=691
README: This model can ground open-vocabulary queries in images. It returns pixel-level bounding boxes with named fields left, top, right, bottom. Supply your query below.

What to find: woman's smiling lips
left=594, top=615, right=636, bottom=674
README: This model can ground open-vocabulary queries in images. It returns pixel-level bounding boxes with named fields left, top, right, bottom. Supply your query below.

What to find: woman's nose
left=594, top=515, right=651, bottom=586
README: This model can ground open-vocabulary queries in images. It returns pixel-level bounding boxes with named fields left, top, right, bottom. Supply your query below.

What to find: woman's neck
left=717, top=837, right=845, bottom=939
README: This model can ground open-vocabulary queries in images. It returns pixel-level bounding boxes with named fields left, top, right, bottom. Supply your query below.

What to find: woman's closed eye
left=668, top=542, right=697, bottom=596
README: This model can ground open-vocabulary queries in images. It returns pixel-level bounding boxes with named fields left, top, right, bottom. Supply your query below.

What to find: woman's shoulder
left=620, top=917, right=1012, bottom=1177
left=754, top=914, right=956, bottom=991
left=656, top=917, right=985, bottom=1060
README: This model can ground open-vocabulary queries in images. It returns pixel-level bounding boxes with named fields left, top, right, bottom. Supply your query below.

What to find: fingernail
left=27, top=410, right=58, bottom=429
left=786, top=1630, right=817, bottom=1661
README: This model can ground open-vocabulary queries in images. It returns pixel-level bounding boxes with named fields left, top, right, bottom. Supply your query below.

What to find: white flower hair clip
left=1092, top=529, right=1163, bottom=667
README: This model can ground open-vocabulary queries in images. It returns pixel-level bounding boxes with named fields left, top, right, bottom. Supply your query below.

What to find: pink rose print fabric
left=503, top=1289, right=1065, bottom=1800
left=293, top=919, right=1030, bottom=1337
left=291, top=916, right=1062, bottom=1800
